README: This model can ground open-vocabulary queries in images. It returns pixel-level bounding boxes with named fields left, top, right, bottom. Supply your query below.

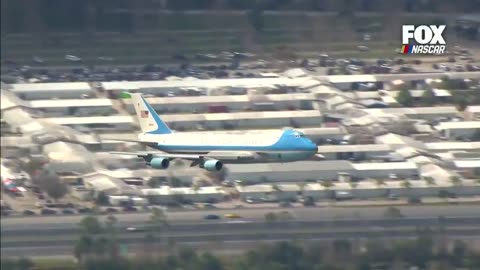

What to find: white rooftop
left=328, top=75, right=378, bottom=84
left=29, top=98, right=113, bottom=108
left=10, top=82, right=92, bottom=93
left=352, top=162, right=418, bottom=171
left=435, top=121, right=480, bottom=130
left=102, top=77, right=306, bottom=91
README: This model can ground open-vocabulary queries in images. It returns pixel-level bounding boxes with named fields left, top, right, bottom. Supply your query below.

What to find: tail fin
left=130, top=93, right=173, bottom=135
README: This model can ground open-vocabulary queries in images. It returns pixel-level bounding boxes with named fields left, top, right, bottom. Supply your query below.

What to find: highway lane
left=2, top=204, right=480, bottom=231
left=3, top=227, right=480, bottom=258
left=3, top=216, right=480, bottom=237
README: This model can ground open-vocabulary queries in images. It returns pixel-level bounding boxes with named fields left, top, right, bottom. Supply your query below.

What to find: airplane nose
left=306, top=140, right=318, bottom=153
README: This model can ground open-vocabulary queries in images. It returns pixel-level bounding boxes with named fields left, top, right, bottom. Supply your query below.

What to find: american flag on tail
left=140, top=110, right=149, bottom=118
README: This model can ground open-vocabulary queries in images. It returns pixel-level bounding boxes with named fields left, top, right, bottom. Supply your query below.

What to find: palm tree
left=449, top=176, right=462, bottom=186
left=401, top=180, right=412, bottom=189
left=376, top=179, right=386, bottom=188
left=424, top=177, right=436, bottom=186
left=321, top=180, right=334, bottom=189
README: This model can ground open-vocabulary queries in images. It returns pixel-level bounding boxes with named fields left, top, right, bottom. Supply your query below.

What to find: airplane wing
left=110, top=151, right=201, bottom=161
left=110, top=150, right=260, bottom=162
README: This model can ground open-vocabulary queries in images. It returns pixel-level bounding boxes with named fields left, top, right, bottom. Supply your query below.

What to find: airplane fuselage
left=139, top=129, right=318, bottom=163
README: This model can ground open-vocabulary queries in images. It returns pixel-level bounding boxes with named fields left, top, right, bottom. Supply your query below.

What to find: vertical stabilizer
left=130, top=93, right=173, bottom=134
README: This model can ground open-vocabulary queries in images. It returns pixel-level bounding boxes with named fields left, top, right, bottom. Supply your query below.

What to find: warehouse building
left=303, top=179, right=480, bottom=201
left=102, top=77, right=305, bottom=96
left=43, top=141, right=96, bottom=174
left=141, top=186, right=226, bottom=204
left=43, top=110, right=323, bottom=131
left=237, top=184, right=301, bottom=202
left=364, top=107, right=460, bottom=121
left=464, top=105, right=480, bottom=121
left=29, top=99, right=116, bottom=117
left=435, top=121, right=480, bottom=140
left=43, top=116, right=137, bottom=132
left=83, top=172, right=139, bottom=196
left=454, top=160, right=480, bottom=179
left=227, top=160, right=420, bottom=183
left=316, top=144, right=392, bottom=160
left=122, top=93, right=314, bottom=114
left=425, top=141, right=480, bottom=152
left=9, top=82, right=94, bottom=100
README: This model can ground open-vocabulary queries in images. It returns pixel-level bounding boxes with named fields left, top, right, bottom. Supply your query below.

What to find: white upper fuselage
left=139, top=130, right=282, bottom=149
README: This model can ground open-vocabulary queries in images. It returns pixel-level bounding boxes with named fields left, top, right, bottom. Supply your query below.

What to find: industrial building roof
left=10, top=82, right=92, bottom=93
left=237, top=184, right=301, bottom=193
left=102, top=77, right=306, bottom=91
left=454, top=160, right=480, bottom=169
left=365, top=106, right=459, bottom=116
left=142, top=186, right=225, bottom=196
left=29, top=98, right=114, bottom=108
left=425, top=142, right=480, bottom=151
left=316, top=144, right=391, bottom=153
left=435, top=121, right=480, bottom=130
left=44, top=116, right=135, bottom=125
left=125, top=93, right=313, bottom=106
left=465, top=105, right=480, bottom=113
left=352, top=162, right=418, bottom=171
left=328, top=75, right=378, bottom=84
left=228, top=160, right=355, bottom=173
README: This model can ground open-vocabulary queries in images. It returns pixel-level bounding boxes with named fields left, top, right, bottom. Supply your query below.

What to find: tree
left=149, top=207, right=169, bottom=232
left=96, top=191, right=109, bottom=205
left=422, top=89, right=436, bottom=106
left=338, top=0, right=355, bottom=17
left=265, top=212, right=278, bottom=223
left=169, top=176, right=183, bottom=187
left=401, top=180, right=412, bottom=189
left=397, top=89, right=413, bottom=106
left=321, top=180, right=334, bottom=189
left=147, top=178, right=160, bottom=188
left=105, top=214, right=117, bottom=236
left=80, top=215, right=103, bottom=235
left=199, top=252, right=224, bottom=270
left=20, top=159, right=45, bottom=176
left=450, top=176, right=462, bottom=186
left=383, top=206, right=404, bottom=219
left=376, top=179, right=386, bottom=187
left=247, top=8, right=264, bottom=32
left=16, top=257, right=34, bottom=270
left=74, top=235, right=94, bottom=261
left=438, top=190, right=450, bottom=199
left=37, top=169, right=68, bottom=202
left=424, top=177, right=435, bottom=186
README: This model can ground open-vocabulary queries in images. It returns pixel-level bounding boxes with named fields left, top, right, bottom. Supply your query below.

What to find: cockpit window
left=293, top=132, right=305, bottom=138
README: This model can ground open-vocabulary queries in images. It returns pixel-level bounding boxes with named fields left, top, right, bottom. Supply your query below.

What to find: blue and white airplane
left=110, top=93, right=318, bottom=171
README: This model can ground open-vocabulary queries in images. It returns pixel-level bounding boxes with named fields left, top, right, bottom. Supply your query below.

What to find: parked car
left=62, top=209, right=75, bottom=215
left=41, top=208, right=57, bottom=215
left=23, top=210, right=36, bottom=216
left=204, top=214, right=220, bottom=220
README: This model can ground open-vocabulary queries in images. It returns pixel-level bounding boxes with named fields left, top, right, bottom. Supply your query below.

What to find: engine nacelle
left=149, top=157, right=170, bottom=169
left=202, top=159, right=223, bottom=171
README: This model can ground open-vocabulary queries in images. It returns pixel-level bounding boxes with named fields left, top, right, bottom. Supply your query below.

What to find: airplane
left=109, top=92, right=319, bottom=172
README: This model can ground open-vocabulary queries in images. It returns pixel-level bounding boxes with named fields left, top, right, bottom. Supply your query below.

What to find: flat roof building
left=29, top=99, right=115, bottom=117
left=9, top=82, right=93, bottom=100
left=141, top=186, right=226, bottom=204
left=435, top=121, right=480, bottom=140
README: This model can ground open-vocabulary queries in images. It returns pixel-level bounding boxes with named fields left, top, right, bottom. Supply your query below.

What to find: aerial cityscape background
left=1, top=0, right=480, bottom=269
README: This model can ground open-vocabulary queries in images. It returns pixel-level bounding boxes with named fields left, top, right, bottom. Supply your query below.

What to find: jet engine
left=148, top=157, right=170, bottom=169
left=202, top=159, right=223, bottom=171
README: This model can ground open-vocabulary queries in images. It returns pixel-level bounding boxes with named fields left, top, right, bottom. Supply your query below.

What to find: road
left=2, top=204, right=480, bottom=231
left=2, top=204, right=480, bottom=257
